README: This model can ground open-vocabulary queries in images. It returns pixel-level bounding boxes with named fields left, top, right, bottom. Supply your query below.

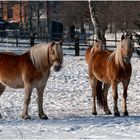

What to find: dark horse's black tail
left=96, top=81, right=104, bottom=108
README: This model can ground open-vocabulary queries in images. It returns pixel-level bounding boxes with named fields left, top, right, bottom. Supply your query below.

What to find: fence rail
left=0, top=30, right=139, bottom=56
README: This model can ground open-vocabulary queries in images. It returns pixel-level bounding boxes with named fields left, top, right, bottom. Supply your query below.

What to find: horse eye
left=51, top=50, right=55, bottom=54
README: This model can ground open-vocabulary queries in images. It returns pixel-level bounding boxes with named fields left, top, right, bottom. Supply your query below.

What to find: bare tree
left=88, top=1, right=140, bottom=47
left=111, top=1, right=140, bottom=31
left=88, top=0, right=101, bottom=40
left=56, top=1, right=90, bottom=31
left=88, top=0, right=109, bottom=48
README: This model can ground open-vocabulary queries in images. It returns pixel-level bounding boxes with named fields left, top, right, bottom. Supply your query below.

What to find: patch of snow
left=0, top=54, right=140, bottom=139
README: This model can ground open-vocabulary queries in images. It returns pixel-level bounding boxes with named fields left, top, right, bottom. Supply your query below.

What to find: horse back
left=85, top=46, right=104, bottom=64
left=0, top=52, right=21, bottom=67
left=89, top=50, right=109, bottom=80
left=89, top=50, right=131, bottom=83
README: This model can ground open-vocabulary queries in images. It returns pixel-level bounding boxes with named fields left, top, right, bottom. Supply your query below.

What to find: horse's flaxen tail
left=96, top=81, right=104, bottom=108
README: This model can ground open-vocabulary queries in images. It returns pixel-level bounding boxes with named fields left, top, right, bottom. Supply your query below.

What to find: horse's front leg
left=122, top=80, right=130, bottom=116
left=112, top=81, right=120, bottom=116
left=103, top=84, right=112, bottom=115
left=90, top=78, right=98, bottom=115
left=22, top=85, right=32, bottom=119
left=36, top=85, right=48, bottom=120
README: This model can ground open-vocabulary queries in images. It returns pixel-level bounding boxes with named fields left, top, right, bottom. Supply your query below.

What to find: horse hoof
left=114, top=112, right=120, bottom=116
left=105, top=111, right=112, bottom=115
left=22, top=114, right=31, bottom=120
left=39, top=114, right=48, bottom=120
left=92, top=112, right=97, bottom=115
left=123, top=111, right=129, bottom=116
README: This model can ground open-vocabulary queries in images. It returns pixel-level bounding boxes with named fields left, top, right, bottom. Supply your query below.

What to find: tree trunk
left=88, top=0, right=102, bottom=41
left=20, top=1, right=23, bottom=31
left=80, top=20, right=85, bottom=35
left=88, top=0, right=108, bottom=49
left=28, top=2, right=33, bottom=31
left=46, top=1, right=50, bottom=41
left=37, top=2, right=40, bottom=38
left=1, top=2, right=3, bottom=18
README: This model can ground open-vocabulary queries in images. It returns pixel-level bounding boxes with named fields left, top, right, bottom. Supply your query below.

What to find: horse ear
left=59, top=40, right=63, bottom=46
left=95, top=39, right=98, bottom=42
left=121, top=34, right=124, bottom=41
left=129, top=34, right=133, bottom=40
left=51, top=41, right=55, bottom=47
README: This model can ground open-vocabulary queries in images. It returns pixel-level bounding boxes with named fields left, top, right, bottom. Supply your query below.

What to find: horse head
left=120, top=32, right=134, bottom=64
left=121, top=32, right=133, bottom=40
left=50, top=40, right=63, bottom=72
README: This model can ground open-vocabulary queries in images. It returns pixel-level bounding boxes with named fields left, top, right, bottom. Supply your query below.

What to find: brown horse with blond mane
left=88, top=33, right=134, bottom=116
left=0, top=41, right=63, bottom=119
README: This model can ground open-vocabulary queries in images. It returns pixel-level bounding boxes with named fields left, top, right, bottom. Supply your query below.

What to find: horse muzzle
left=54, top=65, right=62, bottom=72
left=123, top=56, right=130, bottom=64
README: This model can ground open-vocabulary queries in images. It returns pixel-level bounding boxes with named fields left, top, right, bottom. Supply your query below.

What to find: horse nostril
left=124, top=56, right=130, bottom=64
left=54, top=65, right=62, bottom=72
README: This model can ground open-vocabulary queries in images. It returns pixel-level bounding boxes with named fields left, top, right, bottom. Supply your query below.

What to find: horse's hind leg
left=0, top=83, right=6, bottom=118
left=122, top=80, right=130, bottom=116
left=112, top=81, right=120, bottom=116
left=36, top=85, right=48, bottom=119
left=90, top=77, right=98, bottom=115
left=103, top=84, right=111, bottom=115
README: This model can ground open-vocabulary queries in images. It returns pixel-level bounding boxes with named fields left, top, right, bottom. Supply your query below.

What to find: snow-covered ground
left=0, top=53, right=140, bottom=139
left=0, top=31, right=140, bottom=139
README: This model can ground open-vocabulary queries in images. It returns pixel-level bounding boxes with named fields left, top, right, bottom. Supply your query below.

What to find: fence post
left=15, top=30, right=18, bottom=47
left=75, top=34, right=79, bottom=56
left=16, top=37, right=18, bottom=47
left=30, top=32, right=35, bottom=46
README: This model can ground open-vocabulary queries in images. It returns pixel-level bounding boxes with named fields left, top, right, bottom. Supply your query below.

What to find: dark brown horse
left=0, top=41, right=63, bottom=119
left=88, top=33, right=134, bottom=116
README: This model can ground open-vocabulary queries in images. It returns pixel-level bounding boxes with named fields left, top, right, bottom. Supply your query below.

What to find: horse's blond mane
left=30, top=43, right=51, bottom=72
left=115, top=41, right=125, bottom=68
left=109, top=39, right=133, bottom=68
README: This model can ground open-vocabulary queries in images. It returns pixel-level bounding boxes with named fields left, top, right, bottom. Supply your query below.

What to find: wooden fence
left=0, top=30, right=139, bottom=56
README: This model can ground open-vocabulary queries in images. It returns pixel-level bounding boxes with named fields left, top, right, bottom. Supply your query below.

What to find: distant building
left=0, top=1, right=63, bottom=39
left=0, top=1, right=28, bottom=24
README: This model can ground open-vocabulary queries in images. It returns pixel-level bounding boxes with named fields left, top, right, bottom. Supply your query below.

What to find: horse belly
left=94, top=73, right=110, bottom=84
left=1, top=77, right=24, bottom=88
left=92, top=66, right=111, bottom=84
